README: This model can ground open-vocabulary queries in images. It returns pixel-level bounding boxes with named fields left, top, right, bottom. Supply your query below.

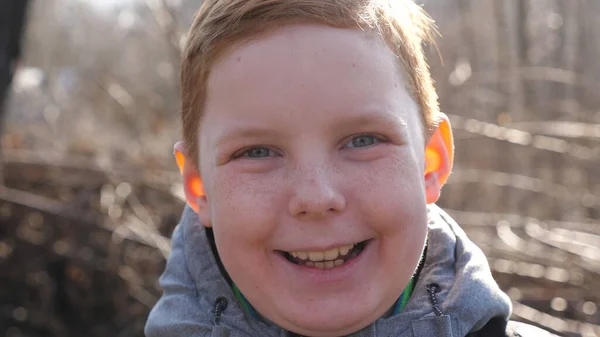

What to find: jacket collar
left=152, top=204, right=512, bottom=337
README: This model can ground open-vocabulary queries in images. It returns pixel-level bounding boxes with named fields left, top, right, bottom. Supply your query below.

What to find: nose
left=288, top=168, right=346, bottom=219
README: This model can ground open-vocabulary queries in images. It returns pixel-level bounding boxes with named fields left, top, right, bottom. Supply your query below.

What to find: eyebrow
left=334, top=110, right=409, bottom=132
left=214, top=110, right=410, bottom=148
left=214, top=126, right=284, bottom=148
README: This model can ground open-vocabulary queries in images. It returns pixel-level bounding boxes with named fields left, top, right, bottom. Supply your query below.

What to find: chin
left=270, top=304, right=382, bottom=337
left=284, top=321, right=370, bottom=337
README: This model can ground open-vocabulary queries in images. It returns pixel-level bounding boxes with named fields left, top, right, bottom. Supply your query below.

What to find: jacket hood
left=145, top=204, right=512, bottom=337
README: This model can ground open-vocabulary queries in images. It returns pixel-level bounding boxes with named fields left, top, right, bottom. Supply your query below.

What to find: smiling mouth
left=277, top=240, right=370, bottom=269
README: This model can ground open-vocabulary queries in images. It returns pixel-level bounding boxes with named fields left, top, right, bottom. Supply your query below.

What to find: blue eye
left=346, top=135, right=379, bottom=148
left=240, top=147, right=276, bottom=158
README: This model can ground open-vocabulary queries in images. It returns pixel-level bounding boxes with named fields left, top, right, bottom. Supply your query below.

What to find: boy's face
left=190, top=24, right=449, bottom=336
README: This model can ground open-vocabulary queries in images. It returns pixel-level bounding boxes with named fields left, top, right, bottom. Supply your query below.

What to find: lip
left=274, top=239, right=374, bottom=284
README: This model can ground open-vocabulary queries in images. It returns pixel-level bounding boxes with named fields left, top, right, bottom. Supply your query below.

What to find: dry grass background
left=0, top=0, right=598, bottom=336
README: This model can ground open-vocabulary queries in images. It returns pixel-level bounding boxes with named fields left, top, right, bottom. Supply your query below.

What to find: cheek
left=352, top=150, right=427, bottom=231
left=208, top=169, right=284, bottom=246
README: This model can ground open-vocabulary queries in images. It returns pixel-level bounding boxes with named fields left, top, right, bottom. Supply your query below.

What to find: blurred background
left=0, top=0, right=598, bottom=336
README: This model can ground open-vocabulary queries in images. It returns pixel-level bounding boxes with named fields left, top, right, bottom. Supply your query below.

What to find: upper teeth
left=290, top=244, right=354, bottom=262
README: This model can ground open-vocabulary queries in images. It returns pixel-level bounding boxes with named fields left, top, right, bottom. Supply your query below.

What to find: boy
left=146, top=0, right=556, bottom=336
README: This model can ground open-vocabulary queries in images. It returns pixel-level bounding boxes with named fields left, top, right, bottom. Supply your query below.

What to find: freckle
left=352, top=62, right=356, bottom=67
left=236, top=56, right=242, bottom=62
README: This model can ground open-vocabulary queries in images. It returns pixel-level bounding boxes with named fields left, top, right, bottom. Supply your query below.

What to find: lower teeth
left=286, top=241, right=368, bottom=269
left=304, top=259, right=345, bottom=269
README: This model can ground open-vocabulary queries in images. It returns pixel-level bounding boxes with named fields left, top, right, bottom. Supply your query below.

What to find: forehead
left=201, top=24, right=421, bottom=143
left=207, top=24, right=401, bottom=96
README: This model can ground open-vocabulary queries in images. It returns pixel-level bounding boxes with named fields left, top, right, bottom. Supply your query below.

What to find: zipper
left=213, top=297, right=228, bottom=325
left=426, top=283, right=443, bottom=316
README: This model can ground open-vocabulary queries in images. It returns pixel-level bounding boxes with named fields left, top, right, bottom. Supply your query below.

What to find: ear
left=174, top=141, right=213, bottom=227
left=424, top=113, right=454, bottom=204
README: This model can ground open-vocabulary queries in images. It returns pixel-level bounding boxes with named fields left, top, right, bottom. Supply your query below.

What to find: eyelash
left=342, top=133, right=388, bottom=149
left=232, top=133, right=388, bottom=159
left=233, top=146, right=279, bottom=159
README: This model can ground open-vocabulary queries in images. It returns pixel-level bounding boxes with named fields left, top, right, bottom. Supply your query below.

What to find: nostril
left=288, top=183, right=346, bottom=217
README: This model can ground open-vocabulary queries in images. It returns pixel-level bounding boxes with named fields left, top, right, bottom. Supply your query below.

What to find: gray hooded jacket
left=145, top=205, right=556, bottom=337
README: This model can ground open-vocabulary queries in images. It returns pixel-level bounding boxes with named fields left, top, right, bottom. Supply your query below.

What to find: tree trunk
left=0, top=0, right=30, bottom=115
